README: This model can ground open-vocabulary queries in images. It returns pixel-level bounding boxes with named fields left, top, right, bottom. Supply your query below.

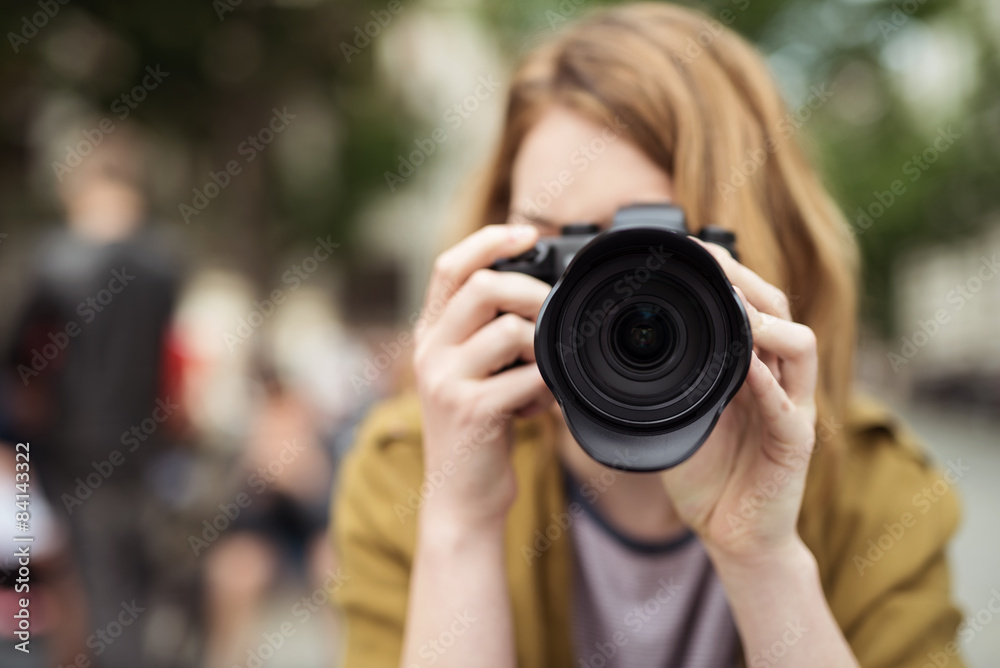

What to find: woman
left=332, top=4, right=965, bottom=667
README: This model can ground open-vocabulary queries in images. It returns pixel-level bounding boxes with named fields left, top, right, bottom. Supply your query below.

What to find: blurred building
left=893, top=222, right=1000, bottom=409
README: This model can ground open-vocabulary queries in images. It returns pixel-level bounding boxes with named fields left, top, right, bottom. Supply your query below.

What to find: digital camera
left=493, top=204, right=752, bottom=472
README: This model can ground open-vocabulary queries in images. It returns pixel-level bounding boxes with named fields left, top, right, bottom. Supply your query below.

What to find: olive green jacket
left=331, top=393, right=966, bottom=667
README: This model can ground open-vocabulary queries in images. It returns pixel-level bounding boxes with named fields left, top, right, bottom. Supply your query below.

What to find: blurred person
left=2, top=128, right=190, bottom=667
left=202, top=359, right=338, bottom=668
left=167, top=269, right=259, bottom=450
left=0, top=441, right=89, bottom=668
left=265, top=286, right=384, bottom=457
left=332, top=4, right=966, bottom=668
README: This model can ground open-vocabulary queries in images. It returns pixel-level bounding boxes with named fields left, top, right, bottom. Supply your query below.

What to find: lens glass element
left=611, top=304, right=675, bottom=370
left=533, top=223, right=753, bottom=469
left=554, top=247, right=733, bottom=426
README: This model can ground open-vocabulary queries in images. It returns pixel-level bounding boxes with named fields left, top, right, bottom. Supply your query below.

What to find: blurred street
left=894, top=400, right=1000, bottom=668
left=1, top=0, right=997, bottom=665
left=245, top=395, right=1000, bottom=668
left=229, top=585, right=336, bottom=668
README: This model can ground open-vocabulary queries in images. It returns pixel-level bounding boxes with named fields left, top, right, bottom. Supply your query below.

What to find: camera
left=493, top=204, right=752, bottom=472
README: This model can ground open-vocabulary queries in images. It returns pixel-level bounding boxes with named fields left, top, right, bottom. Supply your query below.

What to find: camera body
left=495, top=204, right=740, bottom=285
left=493, top=204, right=752, bottom=472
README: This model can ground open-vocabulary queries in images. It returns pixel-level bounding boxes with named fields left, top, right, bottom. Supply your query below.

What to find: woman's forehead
left=510, top=106, right=673, bottom=230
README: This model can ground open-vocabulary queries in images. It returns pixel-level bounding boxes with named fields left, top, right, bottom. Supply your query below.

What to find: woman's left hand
left=660, top=241, right=819, bottom=561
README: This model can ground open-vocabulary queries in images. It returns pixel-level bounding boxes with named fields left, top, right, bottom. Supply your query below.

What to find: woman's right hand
left=412, top=223, right=553, bottom=532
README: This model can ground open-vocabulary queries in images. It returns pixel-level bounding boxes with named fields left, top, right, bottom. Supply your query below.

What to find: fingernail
left=734, top=286, right=750, bottom=308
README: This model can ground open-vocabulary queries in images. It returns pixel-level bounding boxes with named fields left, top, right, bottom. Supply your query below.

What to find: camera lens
left=532, top=214, right=752, bottom=471
left=570, top=273, right=707, bottom=412
left=540, top=226, right=749, bottom=436
left=610, top=304, right=676, bottom=370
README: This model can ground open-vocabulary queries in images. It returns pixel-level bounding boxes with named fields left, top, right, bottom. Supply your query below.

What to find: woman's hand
left=404, top=224, right=551, bottom=668
left=660, top=241, right=819, bottom=561
left=659, top=241, right=859, bottom=668
left=413, top=223, right=554, bottom=532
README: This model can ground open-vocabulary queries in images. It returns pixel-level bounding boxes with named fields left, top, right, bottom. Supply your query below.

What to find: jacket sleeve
left=331, top=395, right=424, bottom=668
left=821, top=418, right=967, bottom=668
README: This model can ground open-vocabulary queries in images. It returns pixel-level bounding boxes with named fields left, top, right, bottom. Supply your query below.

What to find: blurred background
left=0, top=0, right=997, bottom=666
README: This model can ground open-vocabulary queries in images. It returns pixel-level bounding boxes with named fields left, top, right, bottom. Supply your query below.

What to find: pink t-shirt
left=567, top=471, right=741, bottom=667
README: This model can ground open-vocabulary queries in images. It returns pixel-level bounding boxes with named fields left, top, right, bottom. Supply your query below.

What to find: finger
left=479, top=362, right=551, bottom=416
left=513, top=392, right=556, bottom=419
left=457, top=312, right=536, bottom=377
left=695, top=239, right=792, bottom=320
left=430, top=269, right=550, bottom=346
left=742, top=296, right=817, bottom=406
left=735, top=286, right=781, bottom=385
left=745, top=352, right=814, bottom=458
left=424, top=224, right=539, bottom=322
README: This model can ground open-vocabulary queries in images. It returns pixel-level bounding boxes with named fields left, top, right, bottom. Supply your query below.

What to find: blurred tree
left=1, top=0, right=997, bottom=336
left=477, top=0, right=1000, bottom=336
left=0, top=0, right=418, bottom=282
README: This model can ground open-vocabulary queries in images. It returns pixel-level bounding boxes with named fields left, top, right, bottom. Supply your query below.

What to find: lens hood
left=534, top=225, right=752, bottom=472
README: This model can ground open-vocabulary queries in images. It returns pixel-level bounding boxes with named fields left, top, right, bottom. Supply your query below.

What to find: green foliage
left=474, top=0, right=1000, bottom=336
left=0, top=0, right=418, bottom=262
left=1, top=0, right=995, bottom=336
